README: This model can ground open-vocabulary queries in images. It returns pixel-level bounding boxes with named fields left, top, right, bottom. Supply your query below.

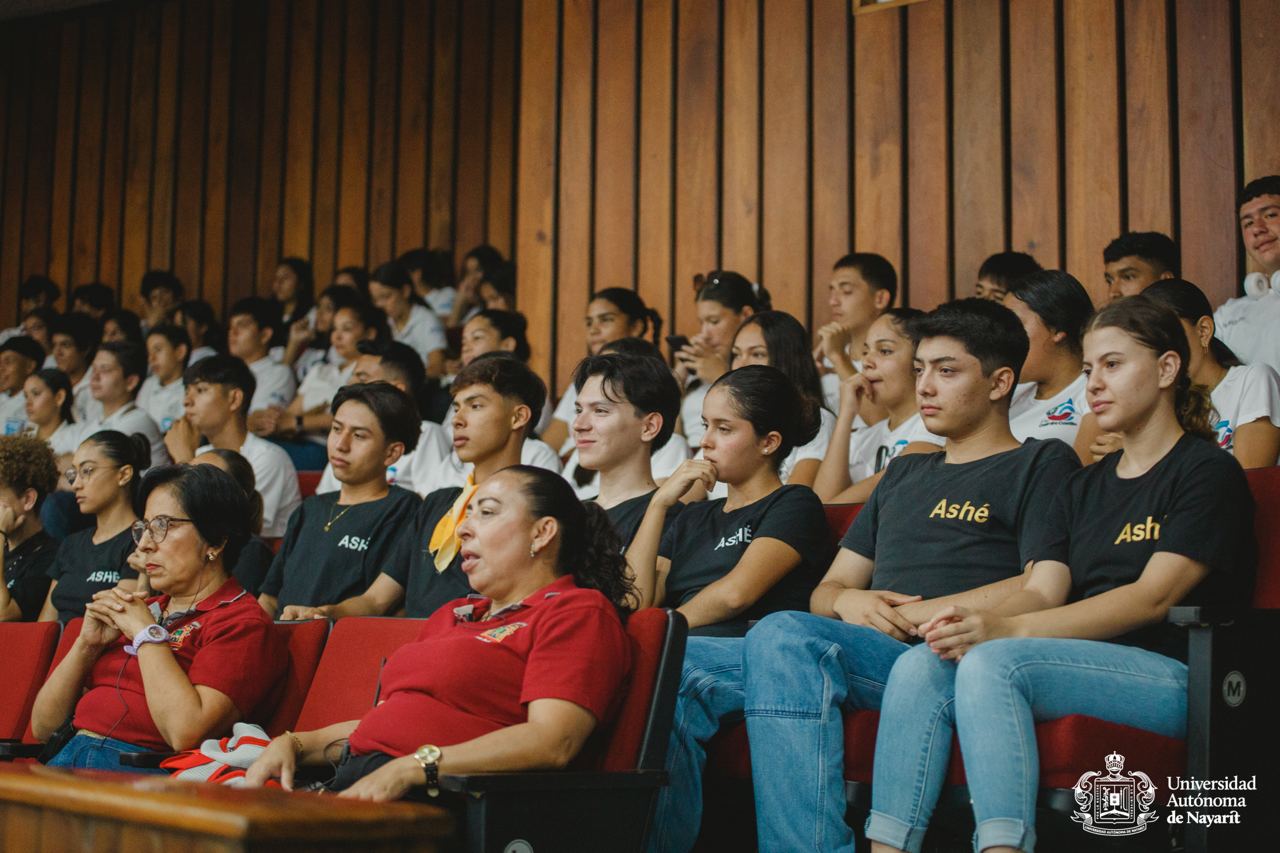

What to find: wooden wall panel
left=427, top=0, right=460, bottom=252
left=282, top=0, right=318, bottom=260
left=47, top=20, right=80, bottom=294
left=454, top=0, right=493, bottom=265
left=224, top=0, right=266, bottom=307
left=173, top=0, right=212, bottom=294
left=148, top=4, right=180, bottom=273
left=120, top=3, right=159, bottom=309
left=201, top=0, right=233, bottom=310
left=593, top=0, right=638, bottom=290
left=367, top=0, right=402, bottom=267
left=852, top=7, right=901, bottom=304
left=903, top=0, right=948, bottom=309
left=310, top=0, right=343, bottom=289
left=1008, top=0, right=1061, bottom=268
left=486, top=0, right=519, bottom=257
left=1240, top=0, right=1280, bottom=239
left=1123, top=0, right=1174, bottom=237
left=0, top=26, right=31, bottom=311
left=70, top=14, right=106, bottom=287
left=394, top=0, right=430, bottom=258
left=720, top=0, right=760, bottom=283
left=635, top=0, right=674, bottom=332
left=96, top=9, right=132, bottom=296
left=810, top=0, right=851, bottom=324
left=257, top=0, right=290, bottom=285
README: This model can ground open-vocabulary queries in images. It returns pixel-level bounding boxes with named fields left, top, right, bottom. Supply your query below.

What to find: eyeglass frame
left=63, top=463, right=122, bottom=487
left=131, top=515, right=197, bottom=546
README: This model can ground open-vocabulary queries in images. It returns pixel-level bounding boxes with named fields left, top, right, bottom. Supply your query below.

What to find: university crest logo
left=1071, top=751, right=1159, bottom=836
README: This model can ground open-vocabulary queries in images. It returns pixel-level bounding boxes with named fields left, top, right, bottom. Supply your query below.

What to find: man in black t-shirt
left=260, top=383, right=421, bottom=617
left=572, top=350, right=685, bottom=548
left=292, top=353, right=547, bottom=620
left=0, top=436, right=60, bottom=621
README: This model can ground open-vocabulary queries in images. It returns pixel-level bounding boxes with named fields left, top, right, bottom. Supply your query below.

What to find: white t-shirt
left=73, top=371, right=102, bottom=425
left=297, top=360, right=354, bottom=412
left=292, top=346, right=333, bottom=384
left=679, top=383, right=710, bottom=451
left=0, top=391, right=26, bottom=435
left=41, top=420, right=84, bottom=457
left=1215, top=290, right=1280, bottom=377
left=424, top=287, right=457, bottom=317
left=188, top=345, right=218, bottom=365
left=1210, top=363, right=1280, bottom=461
left=85, top=402, right=170, bottom=467
left=407, top=437, right=566, bottom=498
left=197, top=432, right=303, bottom=538
left=561, top=432, right=692, bottom=500
left=248, top=356, right=298, bottom=413
left=394, top=303, right=448, bottom=364
left=136, top=375, right=186, bottom=432
left=316, top=421, right=453, bottom=499
left=551, top=382, right=578, bottom=453
left=846, top=412, right=944, bottom=483
left=1008, top=374, right=1088, bottom=445
left=701, top=407, right=836, bottom=500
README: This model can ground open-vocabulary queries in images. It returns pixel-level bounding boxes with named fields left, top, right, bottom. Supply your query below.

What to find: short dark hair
left=1102, top=231, right=1179, bottom=275
left=50, top=312, right=102, bottom=355
left=104, top=309, right=144, bottom=346
left=463, top=244, right=506, bottom=278
left=146, top=323, right=192, bottom=368
left=573, top=352, right=682, bottom=451
left=600, top=337, right=663, bottom=360
left=333, top=265, right=371, bottom=295
left=140, top=270, right=185, bottom=301
left=1004, top=270, right=1095, bottom=357
left=452, top=352, right=547, bottom=435
left=98, top=341, right=147, bottom=395
left=591, top=288, right=663, bottom=345
left=1142, top=278, right=1242, bottom=368
left=183, top=354, right=257, bottom=417
left=355, top=339, right=427, bottom=416
left=696, top=270, right=772, bottom=313
left=337, top=301, right=391, bottom=346
left=330, top=382, right=421, bottom=454
left=834, top=253, right=898, bottom=303
left=977, top=251, right=1043, bottom=288
left=319, top=283, right=367, bottom=317
left=72, top=282, right=115, bottom=312
left=481, top=261, right=517, bottom=302
left=0, top=335, right=45, bottom=367
left=370, top=260, right=415, bottom=293
left=176, top=299, right=224, bottom=351
left=18, top=275, right=60, bottom=306
left=137, top=464, right=251, bottom=570
left=229, top=296, right=283, bottom=338
left=1239, top=175, right=1280, bottom=209
left=470, top=309, right=531, bottom=362
left=710, top=365, right=821, bottom=470
left=907, top=298, right=1030, bottom=392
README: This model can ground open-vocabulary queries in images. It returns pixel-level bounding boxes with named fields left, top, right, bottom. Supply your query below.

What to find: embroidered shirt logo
left=338, top=535, right=370, bottom=552
left=928, top=499, right=991, bottom=523
left=1114, top=516, right=1160, bottom=544
left=168, top=621, right=202, bottom=650
left=715, top=527, right=753, bottom=550
left=1042, top=399, right=1079, bottom=426
left=477, top=622, right=528, bottom=644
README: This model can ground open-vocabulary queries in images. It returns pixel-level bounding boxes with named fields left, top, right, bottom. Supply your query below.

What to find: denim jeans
left=46, top=732, right=170, bottom=774
left=866, top=638, right=1188, bottom=853
left=743, top=611, right=911, bottom=853
left=648, top=636, right=745, bottom=853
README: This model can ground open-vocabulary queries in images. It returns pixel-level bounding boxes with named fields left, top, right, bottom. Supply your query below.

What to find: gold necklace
left=324, top=502, right=354, bottom=532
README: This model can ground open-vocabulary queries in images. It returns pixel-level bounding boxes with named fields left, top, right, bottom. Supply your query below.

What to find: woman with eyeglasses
left=37, top=431, right=148, bottom=623
left=31, top=464, right=287, bottom=771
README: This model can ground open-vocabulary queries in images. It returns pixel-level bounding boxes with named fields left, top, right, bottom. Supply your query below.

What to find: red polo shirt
left=73, top=577, right=286, bottom=751
left=348, top=574, right=631, bottom=757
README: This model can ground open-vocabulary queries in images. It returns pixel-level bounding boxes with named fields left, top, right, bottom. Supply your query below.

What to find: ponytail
left=593, top=287, right=664, bottom=346
left=1175, top=376, right=1218, bottom=442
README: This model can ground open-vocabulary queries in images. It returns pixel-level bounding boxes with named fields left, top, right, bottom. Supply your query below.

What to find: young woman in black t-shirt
left=865, top=297, right=1256, bottom=853
left=38, top=430, right=147, bottom=622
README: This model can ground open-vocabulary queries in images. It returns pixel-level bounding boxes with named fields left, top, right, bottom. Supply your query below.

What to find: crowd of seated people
left=0, top=175, right=1278, bottom=851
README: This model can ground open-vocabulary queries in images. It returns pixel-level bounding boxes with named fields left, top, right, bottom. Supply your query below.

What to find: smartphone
left=665, top=334, right=690, bottom=353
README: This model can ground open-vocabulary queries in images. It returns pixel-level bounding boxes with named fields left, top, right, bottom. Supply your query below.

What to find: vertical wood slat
left=367, top=0, right=402, bottom=267
left=282, top=0, right=318, bottom=260
left=555, top=0, right=595, bottom=393
left=903, top=0, right=949, bottom=309
left=635, top=0, right=675, bottom=332
left=47, top=20, right=80, bottom=295
left=593, top=0, right=639, bottom=289
left=310, top=0, right=343, bottom=289
left=224, top=0, right=267, bottom=309
left=673, top=0, right=719, bottom=336
left=1123, top=0, right=1174, bottom=237
left=256, top=0, right=290, bottom=288
left=951, top=0, right=1005, bottom=299
left=719, top=0, right=758, bottom=283
left=120, top=3, right=158, bottom=306
left=515, top=0, right=559, bottom=384
left=453, top=0, right=493, bottom=265
left=149, top=3, right=181, bottom=273
left=201, top=0, right=233, bottom=309
left=0, top=24, right=30, bottom=312
left=1239, top=0, right=1280, bottom=242
left=21, top=22, right=60, bottom=284
left=97, top=9, right=133, bottom=300
left=1174, top=0, right=1238, bottom=305
left=395, top=0, right=430, bottom=258
left=1008, top=0, right=1061, bottom=268
left=851, top=7, right=901, bottom=302
left=810, top=0, right=851, bottom=325
left=1063, top=0, right=1122, bottom=305
left=172, top=0, right=212, bottom=296
left=486, top=0, right=519, bottom=257
left=70, top=14, right=107, bottom=288
left=428, top=0, right=460, bottom=253
left=336, top=0, right=372, bottom=268
left=761, top=0, right=809, bottom=322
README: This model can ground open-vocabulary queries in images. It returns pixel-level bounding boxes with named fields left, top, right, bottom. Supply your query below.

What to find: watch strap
left=124, top=624, right=169, bottom=656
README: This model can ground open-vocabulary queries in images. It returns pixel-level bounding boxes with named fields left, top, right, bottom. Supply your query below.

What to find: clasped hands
left=834, top=589, right=1014, bottom=659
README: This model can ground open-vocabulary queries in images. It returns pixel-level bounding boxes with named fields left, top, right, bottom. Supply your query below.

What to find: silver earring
left=529, top=546, right=537, bottom=558
left=206, top=552, right=216, bottom=562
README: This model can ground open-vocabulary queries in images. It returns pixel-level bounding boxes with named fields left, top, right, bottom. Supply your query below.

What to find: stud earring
left=529, top=546, right=537, bottom=558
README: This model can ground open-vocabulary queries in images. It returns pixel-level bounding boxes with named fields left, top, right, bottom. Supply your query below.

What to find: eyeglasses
left=64, top=463, right=120, bottom=486
left=131, top=515, right=196, bottom=545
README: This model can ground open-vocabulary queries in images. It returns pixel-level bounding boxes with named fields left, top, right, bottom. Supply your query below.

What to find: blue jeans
left=866, top=639, right=1188, bottom=853
left=46, top=732, right=170, bottom=774
left=648, top=636, right=745, bottom=853
left=744, top=611, right=911, bottom=853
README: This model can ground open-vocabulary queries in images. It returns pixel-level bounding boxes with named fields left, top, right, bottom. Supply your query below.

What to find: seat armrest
left=440, top=769, right=666, bottom=794
left=1168, top=606, right=1236, bottom=626
left=0, top=740, right=43, bottom=760
left=118, top=751, right=176, bottom=769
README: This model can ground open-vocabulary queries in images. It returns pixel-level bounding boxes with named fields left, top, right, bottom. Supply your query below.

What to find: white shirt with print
left=248, top=356, right=298, bottom=413
left=136, top=375, right=186, bottom=432
left=394, top=303, right=448, bottom=365
left=846, top=412, right=944, bottom=483
left=1210, top=362, right=1280, bottom=462
left=1008, top=373, right=1088, bottom=445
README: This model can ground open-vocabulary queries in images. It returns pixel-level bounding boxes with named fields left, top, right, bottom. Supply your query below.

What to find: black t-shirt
left=593, top=490, right=685, bottom=552
left=844, top=438, right=1080, bottom=600
left=658, top=484, right=831, bottom=636
left=46, top=527, right=137, bottom=623
left=1033, top=434, right=1255, bottom=661
left=232, top=536, right=275, bottom=598
left=262, top=487, right=420, bottom=610
left=5, top=530, right=58, bottom=620
left=388, top=487, right=472, bottom=619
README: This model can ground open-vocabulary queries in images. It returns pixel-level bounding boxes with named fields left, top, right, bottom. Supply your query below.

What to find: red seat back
left=595, top=608, right=687, bottom=773
left=20, top=619, right=81, bottom=744
left=297, top=471, right=323, bottom=497
left=261, top=620, right=330, bottom=735
left=1246, top=467, right=1280, bottom=608
left=292, top=617, right=424, bottom=732
left=0, top=622, right=60, bottom=741
left=823, top=504, right=863, bottom=552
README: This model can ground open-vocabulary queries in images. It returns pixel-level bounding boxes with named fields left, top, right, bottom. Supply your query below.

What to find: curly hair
left=0, top=435, right=59, bottom=508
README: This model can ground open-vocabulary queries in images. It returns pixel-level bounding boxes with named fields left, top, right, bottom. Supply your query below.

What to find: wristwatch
left=412, top=744, right=443, bottom=797
left=124, top=624, right=170, bottom=656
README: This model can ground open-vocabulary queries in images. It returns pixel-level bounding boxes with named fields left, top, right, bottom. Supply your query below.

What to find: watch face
left=144, top=625, right=167, bottom=641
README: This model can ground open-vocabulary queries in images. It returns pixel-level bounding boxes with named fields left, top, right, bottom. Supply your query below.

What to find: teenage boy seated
left=314, top=341, right=452, bottom=496
left=279, top=353, right=545, bottom=621
left=735, top=300, right=1080, bottom=852
left=139, top=269, right=185, bottom=332
left=259, top=383, right=421, bottom=617
left=136, top=324, right=191, bottom=431
left=226, top=297, right=296, bottom=414
left=50, top=312, right=102, bottom=424
left=70, top=283, right=114, bottom=320
left=0, top=336, right=44, bottom=433
left=973, top=251, right=1042, bottom=302
left=1103, top=231, right=1178, bottom=302
left=165, top=355, right=302, bottom=538
left=571, top=352, right=685, bottom=547
left=1216, top=175, right=1280, bottom=373
left=812, top=252, right=896, bottom=413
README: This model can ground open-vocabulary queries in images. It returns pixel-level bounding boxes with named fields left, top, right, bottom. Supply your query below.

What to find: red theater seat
left=1245, top=466, right=1280, bottom=608
left=297, top=470, right=323, bottom=498
left=260, top=619, right=330, bottom=736
left=823, top=503, right=862, bottom=551
left=0, top=622, right=60, bottom=742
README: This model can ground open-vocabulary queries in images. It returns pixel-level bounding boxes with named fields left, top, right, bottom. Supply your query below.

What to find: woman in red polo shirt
left=31, top=464, right=287, bottom=771
left=244, top=465, right=634, bottom=802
